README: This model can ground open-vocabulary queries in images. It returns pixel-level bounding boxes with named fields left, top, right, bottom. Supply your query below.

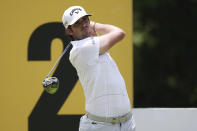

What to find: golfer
left=62, top=6, right=136, bottom=131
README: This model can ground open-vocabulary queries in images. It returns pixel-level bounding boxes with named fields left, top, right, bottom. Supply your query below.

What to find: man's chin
left=82, top=33, right=91, bottom=39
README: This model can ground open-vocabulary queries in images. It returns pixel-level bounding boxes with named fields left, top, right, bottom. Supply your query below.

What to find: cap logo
left=70, top=8, right=82, bottom=16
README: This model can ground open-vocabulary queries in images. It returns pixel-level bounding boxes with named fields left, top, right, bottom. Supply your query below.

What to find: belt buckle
left=111, top=118, right=118, bottom=124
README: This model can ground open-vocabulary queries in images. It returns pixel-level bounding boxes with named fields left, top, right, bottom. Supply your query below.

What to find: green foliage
left=134, top=0, right=197, bottom=107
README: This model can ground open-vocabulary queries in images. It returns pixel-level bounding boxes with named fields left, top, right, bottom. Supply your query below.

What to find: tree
left=134, top=0, right=197, bottom=107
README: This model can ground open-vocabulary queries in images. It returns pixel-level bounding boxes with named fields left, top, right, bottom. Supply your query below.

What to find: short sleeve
left=69, top=37, right=100, bottom=70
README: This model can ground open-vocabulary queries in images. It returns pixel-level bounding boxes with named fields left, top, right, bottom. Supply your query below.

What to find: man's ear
left=65, top=28, right=73, bottom=35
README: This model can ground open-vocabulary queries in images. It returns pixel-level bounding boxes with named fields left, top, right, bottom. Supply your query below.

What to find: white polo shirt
left=69, top=37, right=131, bottom=117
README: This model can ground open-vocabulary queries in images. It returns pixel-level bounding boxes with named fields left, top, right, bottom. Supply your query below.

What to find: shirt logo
left=70, top=8, right=82, bottom=16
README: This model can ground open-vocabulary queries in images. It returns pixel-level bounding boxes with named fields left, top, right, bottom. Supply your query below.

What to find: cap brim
left=69, top=14, right=92, bottom=26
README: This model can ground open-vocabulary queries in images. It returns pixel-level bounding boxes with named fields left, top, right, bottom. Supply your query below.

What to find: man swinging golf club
left=62, top=6, right=136, bottom=131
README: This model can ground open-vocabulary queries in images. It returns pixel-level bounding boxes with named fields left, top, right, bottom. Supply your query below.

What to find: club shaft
left=46, top=43, right=71, bottom=78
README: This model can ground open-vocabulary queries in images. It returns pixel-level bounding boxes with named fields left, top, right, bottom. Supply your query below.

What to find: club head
left=42, top=77, right=59, bottom=94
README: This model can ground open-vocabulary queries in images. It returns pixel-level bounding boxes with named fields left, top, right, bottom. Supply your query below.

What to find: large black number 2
left=28, top=22, right=81, bottom=131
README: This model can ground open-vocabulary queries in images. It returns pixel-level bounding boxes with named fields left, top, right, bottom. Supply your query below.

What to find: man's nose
left=82, top=20, right=89, bottom=27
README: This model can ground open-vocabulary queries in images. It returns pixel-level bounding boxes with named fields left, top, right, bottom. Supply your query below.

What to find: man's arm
left=90, top=21, right=126, bottom=54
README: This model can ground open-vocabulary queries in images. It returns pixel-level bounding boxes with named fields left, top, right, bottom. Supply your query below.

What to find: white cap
left=62, top=6, right=92, bottom=28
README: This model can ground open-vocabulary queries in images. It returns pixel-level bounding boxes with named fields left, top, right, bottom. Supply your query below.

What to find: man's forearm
left=90, top=21, right=125, bottom=54
left=90, top=21, right=125, bottom=35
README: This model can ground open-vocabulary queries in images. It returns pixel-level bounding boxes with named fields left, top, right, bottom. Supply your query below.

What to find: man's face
left=69, top=16, right=91, bottom=40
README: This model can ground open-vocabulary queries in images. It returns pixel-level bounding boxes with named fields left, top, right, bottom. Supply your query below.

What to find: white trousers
left=79, top=114, right=136, bottom=131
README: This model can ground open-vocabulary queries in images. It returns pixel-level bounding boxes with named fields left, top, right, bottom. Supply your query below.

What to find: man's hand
left=90, top=21, right=98, bottom=37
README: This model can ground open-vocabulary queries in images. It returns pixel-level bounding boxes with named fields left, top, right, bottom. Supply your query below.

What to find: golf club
left=42, top=42, right=72, bottom=94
